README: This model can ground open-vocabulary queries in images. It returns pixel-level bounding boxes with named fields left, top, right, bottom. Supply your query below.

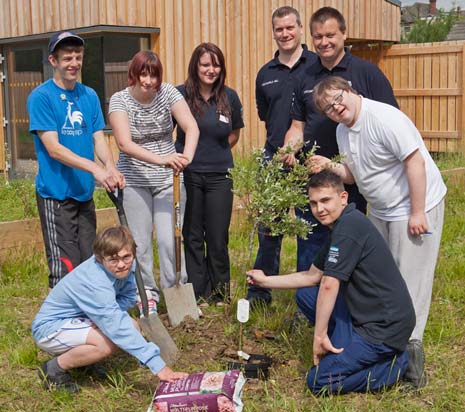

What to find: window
left=5, top=46, right=46, bottom=166
left=82, top=34, right=149, bottom=125
left=14, top=49, right=43, bottom=72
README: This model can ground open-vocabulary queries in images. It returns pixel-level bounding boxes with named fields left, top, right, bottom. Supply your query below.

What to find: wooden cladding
left=152, top=0, right=401, bottom=156
left=0, top=0, right=400, bottom=41
left=0, top=0, right=157, bottom=38
left=352, top=41, right=465, bottom=153
left=1, top=1, right=462, bottom=168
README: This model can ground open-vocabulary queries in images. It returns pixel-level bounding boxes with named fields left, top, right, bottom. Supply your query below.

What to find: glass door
left=4, top=44, right=50, bottom=177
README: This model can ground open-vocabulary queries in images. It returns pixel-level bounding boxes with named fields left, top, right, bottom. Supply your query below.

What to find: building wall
left=0, top=0, right=401, bottom=172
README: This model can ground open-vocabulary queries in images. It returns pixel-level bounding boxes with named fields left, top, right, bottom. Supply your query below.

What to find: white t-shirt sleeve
left=336, top=124, right=350, bottom=161
left=108, top=90, right=127, bottom=114
left=163, top=83, right=184, bottom=107
left=377, top=109, right=420, bottom=162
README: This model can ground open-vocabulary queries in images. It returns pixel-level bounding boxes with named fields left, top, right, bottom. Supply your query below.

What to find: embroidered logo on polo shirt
left=328, top=246, right=339, bottom=263
left=219, top=114, right=229, bottom=123
left=261, top=79, right=279, bottom=87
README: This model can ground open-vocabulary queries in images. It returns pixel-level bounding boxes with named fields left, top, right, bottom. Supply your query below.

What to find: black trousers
left=182, top=171, right=233, bottom=301
left=36, top=193, right=96, bottom=288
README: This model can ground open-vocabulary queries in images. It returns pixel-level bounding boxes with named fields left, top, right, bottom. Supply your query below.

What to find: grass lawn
left=0, top=170, right=464, bottom=411
left=0, top=180, right=113, bottom=222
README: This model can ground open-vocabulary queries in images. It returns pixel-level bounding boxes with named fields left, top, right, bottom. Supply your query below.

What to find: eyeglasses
left=103, top=254, right=134, bottom=266
left=322, top=90, right=344, bottom=114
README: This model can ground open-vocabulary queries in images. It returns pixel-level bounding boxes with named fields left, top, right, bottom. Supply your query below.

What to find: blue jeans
left=295, top=206, right=329, bottom=272
left=295, top=287, right=408, bottom=394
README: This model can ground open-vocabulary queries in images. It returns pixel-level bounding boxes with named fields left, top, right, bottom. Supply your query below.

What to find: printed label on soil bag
left=148, top=370, right=246, bottom=412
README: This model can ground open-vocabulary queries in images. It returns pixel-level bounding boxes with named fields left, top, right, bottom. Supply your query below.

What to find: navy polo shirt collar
left=270, top=44, right=310, bottom=68
left=315, top=47, right=352, bottom=74
left=332, top=203, right=356, bottom=229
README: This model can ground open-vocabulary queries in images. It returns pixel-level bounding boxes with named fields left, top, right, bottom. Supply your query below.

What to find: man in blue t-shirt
left=27, top=31, right=124, bottom=288
left=247, top=170, right=415, bottom=395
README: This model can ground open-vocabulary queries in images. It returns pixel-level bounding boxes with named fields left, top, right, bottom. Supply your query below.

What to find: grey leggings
left=123, top=185, right=187, bottom=300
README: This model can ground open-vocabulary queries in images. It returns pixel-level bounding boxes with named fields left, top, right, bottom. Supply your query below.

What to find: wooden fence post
left=457, top=42, right=465, bottom=154
left=377, top=42, right=386, bottom=72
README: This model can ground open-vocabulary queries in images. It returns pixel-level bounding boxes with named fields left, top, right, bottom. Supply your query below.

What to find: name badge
left=219, top=114, right=229, bottom=123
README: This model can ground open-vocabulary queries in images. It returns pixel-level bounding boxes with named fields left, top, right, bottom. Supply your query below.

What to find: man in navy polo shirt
left=249, top=5, right=318, bottom=307
left=281, top=6, right=398, bottom=273
left=247, top=170, right=415, bottom=395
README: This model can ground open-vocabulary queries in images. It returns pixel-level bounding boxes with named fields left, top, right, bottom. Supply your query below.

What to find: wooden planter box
left=1, top=168, right=462, bottom=257
left=0, top=203, right=247, bottom=258
left=0, top=208, right=117, bottom=257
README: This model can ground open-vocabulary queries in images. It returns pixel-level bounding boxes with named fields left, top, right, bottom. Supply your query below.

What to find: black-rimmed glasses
left=103, top=254, right=134, bottom=266
left=323, top=90, right=344, bottom=114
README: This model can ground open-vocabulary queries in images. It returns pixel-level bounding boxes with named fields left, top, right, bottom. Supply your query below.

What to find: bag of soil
left=148, top=370, right=245, bottom=412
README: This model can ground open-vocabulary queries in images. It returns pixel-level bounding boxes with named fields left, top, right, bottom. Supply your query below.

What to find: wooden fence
left=352, top=40, right=465, bottom=153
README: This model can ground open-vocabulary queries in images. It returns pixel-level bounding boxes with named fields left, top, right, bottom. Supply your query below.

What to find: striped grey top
left=109, top=83, right=183, bottom=187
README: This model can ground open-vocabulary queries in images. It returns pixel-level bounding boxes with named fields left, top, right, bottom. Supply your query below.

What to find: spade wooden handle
left=173, top=173, right=182, bottom=283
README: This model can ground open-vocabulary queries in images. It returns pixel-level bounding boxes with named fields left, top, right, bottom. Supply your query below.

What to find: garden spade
left=107, top=189, right=179, bottom=365
left=163, top=173, right=199, bottom=327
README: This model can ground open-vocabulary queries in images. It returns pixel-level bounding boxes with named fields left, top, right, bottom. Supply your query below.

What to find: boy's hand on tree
left=306, top=155, right=331, bottom=174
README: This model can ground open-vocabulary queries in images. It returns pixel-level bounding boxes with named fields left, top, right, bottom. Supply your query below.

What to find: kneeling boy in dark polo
left=247, top=170, right=415, bottom=394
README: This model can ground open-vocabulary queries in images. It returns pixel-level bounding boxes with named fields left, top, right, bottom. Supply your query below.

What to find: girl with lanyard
left=176, top=43, right=244, bottom=306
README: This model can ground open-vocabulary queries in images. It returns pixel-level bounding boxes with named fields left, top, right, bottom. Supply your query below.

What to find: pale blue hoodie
left=32, top=256, right=166, bottom=374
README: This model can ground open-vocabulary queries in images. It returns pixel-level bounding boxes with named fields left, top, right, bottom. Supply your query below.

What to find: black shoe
left=289, top=310, right=310, bottom=332
left=247, top=294, right=272, bottom=310
left=38, top=361, right=81, bottom=393
left=403, top=339, right=427, bottom=389
left=79, top=363, right=108, bottom=380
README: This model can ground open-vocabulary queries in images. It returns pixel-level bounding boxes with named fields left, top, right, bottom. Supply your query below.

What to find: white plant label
left=237, top=350, right=251, bottom=360
left=237, top=298, right=250, bottom=323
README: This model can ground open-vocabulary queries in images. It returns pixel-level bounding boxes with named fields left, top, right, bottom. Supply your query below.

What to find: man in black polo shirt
left=247, top=170, right=415, bottom=394
left=282, top=6, right=398, bottom=274
left=249, top=5, right=318, bottom=307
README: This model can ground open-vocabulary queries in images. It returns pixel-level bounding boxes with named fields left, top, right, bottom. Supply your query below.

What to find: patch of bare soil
left=162, top=310, right=267, bottom=369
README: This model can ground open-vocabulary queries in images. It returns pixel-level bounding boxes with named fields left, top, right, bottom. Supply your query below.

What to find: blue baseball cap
left=48, top=31, right=84, bottom=55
